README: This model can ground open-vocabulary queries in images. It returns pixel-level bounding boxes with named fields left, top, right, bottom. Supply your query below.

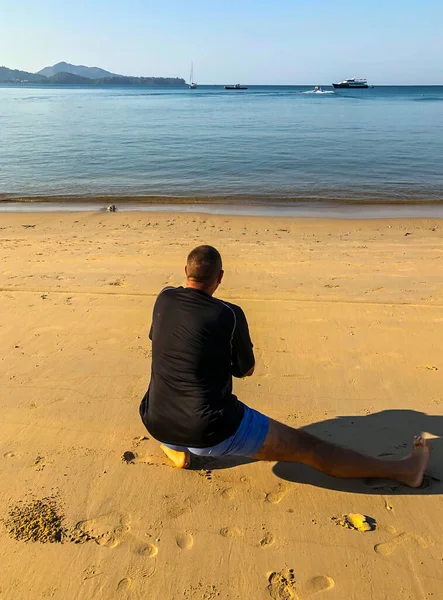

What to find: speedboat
left=303, top=85, right=333, bottom=95
left=224, top=84, right=248, bottom=90
left=332, top=77, right=373, bottom=89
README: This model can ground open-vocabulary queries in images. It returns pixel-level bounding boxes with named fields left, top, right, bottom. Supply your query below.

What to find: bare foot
left=399, top=436, right=430, bottom=488
left=160, top=444, right=191, bottom=469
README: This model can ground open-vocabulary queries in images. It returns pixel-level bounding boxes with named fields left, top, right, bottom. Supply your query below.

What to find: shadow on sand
left=198, top=410, right=443, bottom=496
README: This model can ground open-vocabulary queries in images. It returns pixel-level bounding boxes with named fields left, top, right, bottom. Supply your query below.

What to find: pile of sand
left=3, top=496, right=65, bottom=543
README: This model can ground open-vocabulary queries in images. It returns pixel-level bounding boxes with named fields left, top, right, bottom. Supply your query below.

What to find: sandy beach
left=1, top=210, right=442, bottom=600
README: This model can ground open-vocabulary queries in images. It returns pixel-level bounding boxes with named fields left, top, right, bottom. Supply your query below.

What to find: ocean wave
left=413, top=96, right=443, bottom=102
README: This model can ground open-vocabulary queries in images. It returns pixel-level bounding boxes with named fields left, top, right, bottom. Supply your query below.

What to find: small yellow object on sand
left=425, top=365, right=438, bottom=371
left=333, top=513, right=374, bottom=532
left=346, top=513, right=372, bottom=532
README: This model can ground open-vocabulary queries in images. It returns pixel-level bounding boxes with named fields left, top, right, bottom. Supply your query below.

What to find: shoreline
left=1, top=196, right=443, bottom=219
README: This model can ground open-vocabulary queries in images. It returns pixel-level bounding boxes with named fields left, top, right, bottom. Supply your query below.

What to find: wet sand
left=2, top=197, right=443, bottom=219
left=1, top=211, right=442, bottom=599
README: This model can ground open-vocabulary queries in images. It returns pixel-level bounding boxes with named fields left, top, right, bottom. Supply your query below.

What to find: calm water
left=1, top=85, right=443, bottom=204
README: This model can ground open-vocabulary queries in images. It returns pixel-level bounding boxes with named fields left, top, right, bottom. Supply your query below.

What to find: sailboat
left=189, top=62, right=197, bottom=89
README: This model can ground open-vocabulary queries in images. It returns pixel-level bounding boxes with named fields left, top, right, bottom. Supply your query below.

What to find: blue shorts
left=164, top=404, right=269, bottom=457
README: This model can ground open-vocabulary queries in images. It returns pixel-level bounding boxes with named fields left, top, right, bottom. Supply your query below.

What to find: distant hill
left=38, top=61, right=120, bottom=79
left=0, top=62, right=186, bottom=86
left=45, top=72, right=94, bottom=84
left=0, top=66, right=46, bottom=83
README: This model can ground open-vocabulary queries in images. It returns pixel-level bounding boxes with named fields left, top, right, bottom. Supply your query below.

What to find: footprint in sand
left=184, top=582, right=220, bottom=600
left=73, top=512, right=130, bottom=548
left=267, top=571, right=298, bottom=600
left=374, top=532, right=427, bottom=556
left=116, top=544, right=157, bottom=588
left=176, top=532, right=194, bottom=550
left=117, top=578, right=132, bottom=592
left=137, top=543, right=158, bottom=558
left=266, top=484, right=289, bottom=504
left=220, top=527, right=242, bottom=539
left=268, top=571, right=335, bottom=599
left=221, top=487, right=236, bottom=500
left=303, top=576, right=335, bottom=596
left=259, top=533, right=275, bottom=548
left=3, top=451, right=15, bottom=458
left=82, top=565, right=103, bottom=581
left=165, top=496, right=193, bottom=519
left=127, top=560, right=156, bottom=580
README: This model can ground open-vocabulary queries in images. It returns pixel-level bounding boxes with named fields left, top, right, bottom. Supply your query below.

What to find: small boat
left=303, top=86, right=334, bottom=95
left=332, top=77, right=373, bottom=89
left=188, top=62, right=197, bottom=89
left=224, top=84, right=248, bottom=90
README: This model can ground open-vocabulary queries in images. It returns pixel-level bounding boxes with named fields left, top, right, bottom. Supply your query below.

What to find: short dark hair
left=186, top=245, right=222, bottom=284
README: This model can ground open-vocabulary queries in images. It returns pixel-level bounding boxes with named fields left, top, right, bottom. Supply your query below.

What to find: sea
left=1, top=84, right=443, bottom=216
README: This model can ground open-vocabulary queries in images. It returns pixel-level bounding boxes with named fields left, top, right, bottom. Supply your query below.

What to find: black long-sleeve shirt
left=139, top=286, right=255, bottom=447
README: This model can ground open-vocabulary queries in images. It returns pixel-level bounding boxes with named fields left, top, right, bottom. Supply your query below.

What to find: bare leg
left=253, top=419, right=430, bottom=488
left=160, top=444, right=191, bottom=469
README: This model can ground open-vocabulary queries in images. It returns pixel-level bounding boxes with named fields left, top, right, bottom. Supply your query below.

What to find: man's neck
left=185, top=280, right=215, bottom=296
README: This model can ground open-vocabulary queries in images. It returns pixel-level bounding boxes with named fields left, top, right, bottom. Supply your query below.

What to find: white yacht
left=332, top=77, right=373, bottom=89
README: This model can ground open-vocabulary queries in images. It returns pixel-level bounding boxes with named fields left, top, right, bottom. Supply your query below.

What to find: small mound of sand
left=3, top=496, right=65, bottom=543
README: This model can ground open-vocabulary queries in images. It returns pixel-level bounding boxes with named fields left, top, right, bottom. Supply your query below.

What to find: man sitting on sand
left=139, top=245, right=429, bottom=487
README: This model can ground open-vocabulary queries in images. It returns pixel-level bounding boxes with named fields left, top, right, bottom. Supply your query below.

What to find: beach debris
left=332, top=513, right=375, bottom=532
left=121, top=451, right=136, bottom=463
left=404, top=232, right=412, bottom=236
left=3, top=496, right=65, bottom=543
left=34, top=455, right=46, bottom=471
left=425, top=365, right=438, bottom=371
left=22, top=224, right=36, bottom=228
left=107, top=204, right=116, bottom=212
left=132, top=435, right=149, bottom=448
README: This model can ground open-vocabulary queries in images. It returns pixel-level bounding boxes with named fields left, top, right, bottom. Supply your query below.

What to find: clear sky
left=1, top=0, right=442, bottom=84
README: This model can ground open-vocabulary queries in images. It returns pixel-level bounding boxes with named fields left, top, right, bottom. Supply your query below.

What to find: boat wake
left=303, top=90, right=335, bottom=95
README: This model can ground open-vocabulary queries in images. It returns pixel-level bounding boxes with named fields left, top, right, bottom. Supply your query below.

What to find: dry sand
left=0, top=211, right=442, bottom=600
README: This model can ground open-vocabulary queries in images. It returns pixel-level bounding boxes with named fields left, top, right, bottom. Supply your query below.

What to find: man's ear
left=218, top=270, right=224, bottom=284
